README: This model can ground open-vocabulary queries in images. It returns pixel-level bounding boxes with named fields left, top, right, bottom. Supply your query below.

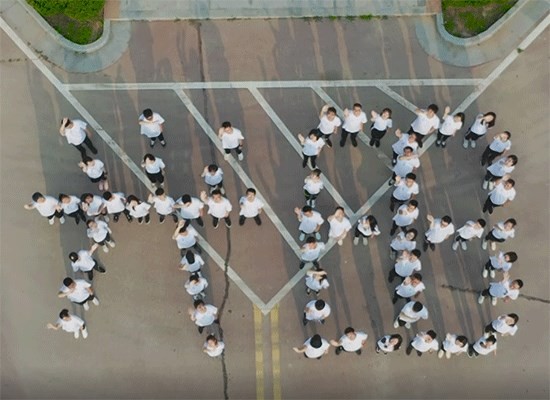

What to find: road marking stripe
left=253, top=305, right=265, bottom=400
left=375, top=84, right=418, bottom=113
left=270, top=304, right=282, bottom=400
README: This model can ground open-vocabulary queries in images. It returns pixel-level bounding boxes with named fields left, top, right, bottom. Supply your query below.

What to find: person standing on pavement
left=293, top=334, right=331, bottom=360
left=303, top=299, right=331, bottom=325
left=218, top=121, right=244, bottom=161
left=327, top=206, right=352, bottom=246
left=141, top=154, right=166, bottom=188
left=463, top=112, right=496, bottom=149
left=484, top=314, right=519, bottom=337
left=57, top=277, right=99, bottom=311
left=173, top=220, right=201, bottom=256
left=125, top=195, right=152, bottom=225
left=330, top=327, right=368, bottom=356
left=174, top=194, right=205, bottom=228
left=438, top=333, right=469, bottom=359
left=389, top=173, right=419, bottom=212
left=316, top=105, right=341, bottom=148
left=189, top=300, right=219, bottom=334
left=69, top=247, right=106, bottom=281
left=468, top=335, right=497, bottom=358
left=185, top=273, right=209, bottom=301
left=408, top=104, right=440, bottom=147
left=388, top=249, right=422, bottom=283
left=178, top=250, right=205, bottom=274
left=138, top=108, right=166, bottom=148
left=406, top=330, right=438, bottom=357
left=389, top=147, right=420, bottom=185
left=103, top=191, right=132, bottom=223
left=482, top=155, right=517, bottom=190
left=148, top=188, right=178, bottom=224
left=435, top=106, right=464, bottom=148
left=369, top=108, right=393, bottom=148
left=391, top=129, right=418, bottom=165
left=294, top=205, right=324, bottom=241
left=201, top=164, right=225, bottom=194
left=482, top=218, right=516, bottom=251
left=80, top=193, right=108, bottom=222
left=203, top=335, right=225, bottom=357
left=305, top=268, right=329, bottom=295
left=298, top=130, right=325, bottom=169
left=423, top=215, right=455, bottom=251
left=482, top=251, right=518, bottom=279
left=353, top=215, right=381, bottom=246
left=239, top=188, right=264, bottom=226
left=392, top=273, right=425, bottom=304
left=86, top=219, right=115, bottom=253
left=46, top=309, right=88, bottom=339
left=200, top=190, right=233, bottom=229
left=482, top=176, right=516, bottom=214
left=390, top=200, right=419, bottom=237
left=78, top=156, right=109, bottom=191
left=393, top=300, right=428, bottom=329
left=303, top=168, right=324, bottom=207
left=452, top=219, right=486, bottom=251
left=58, top=193, right=86, bottom=225
left=478, top=272, right=523, bottom=306
left=389, top=229, right=418, bottom=260
left=375, top=334, right=403, bottom=354
left=299, top=236, right=325, bottom=270
left=24, top=192, right=64, bottom=225
left=59, top=117, right=98, bottom=160
left=340, top=103, right=367, bottom=148
left=481, top=131, right=512, bottom=166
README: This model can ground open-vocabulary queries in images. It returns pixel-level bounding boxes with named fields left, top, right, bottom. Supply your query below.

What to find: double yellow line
left=253, top=305, right=281, bottom=400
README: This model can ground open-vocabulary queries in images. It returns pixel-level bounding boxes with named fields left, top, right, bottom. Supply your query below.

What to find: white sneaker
left=463, top=139, right=469, bottom=149
left=92, top=297, right=100, bottom=306
left=83, top=302, right=90, bottom=310
left=438, top=349, right=444, bottom=359
left=311, top=200, right=316, bottom=208
left=393, top=319, right=399, bottom=329
left=82, top=328, right=88, bottom=339
left=59, top=217, right=66, bottom=224
left=446, top=351, right=451, bottom=359
left=490, top=242, right=496, bottom=251
left=74, top=331, right=79, bottom=339
left=452, top=241, right=459, bottom=251
left=491, top=297, right=497, bottom=306
left=238, top=153, right=244, bottom=161
left=103, top=215, right=110, bottom=222
left=220, top=187, right=226, bottom=195
left=405, top=322, right=411, bottom=329
left=488, top=182, right=495, bottom=191
left=470, top=140, right=476, bottom=148
left=353, top=237, right=359, bottom=246
left=48, top=218, right=55, bottom=225
left=315, top=232, right=321, bottom=240
left=481, top=240, right=487, bottom=250
left=363, top=238, right=368, bottom=246
left=478, top=294, right=484, bottom=304
left=224, top=153, right=230, bottom=160
left=299, top=233, right=305, bottom=241
left=482, top=269, right=488, bottom=278
left=490, top=269, right=495, bottom=278
left=337, top=239, right=343, bottom=246
left=482, top=180, right=489, bottom=189
left=108, top=241, right=116, bottom=248
left=103, top=246, right=109, bottom=253
left=461, top=241, right=467, bottom=251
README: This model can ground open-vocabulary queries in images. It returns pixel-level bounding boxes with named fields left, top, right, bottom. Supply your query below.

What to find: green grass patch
left=442, top=0, right=517, bottom=38
left=27, top=0, right=105, bottom=44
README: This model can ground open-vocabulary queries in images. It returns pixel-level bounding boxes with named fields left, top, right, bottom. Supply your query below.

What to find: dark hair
left=126, top=195, right=140, bottom=204
left=82, top=156, right=93, bottom=164
left=486, top=335, right=497, bottom=345
left=80, top=193, right=93, bottom=202
left=32, top=192, right=44, bottom=202
left=155, top=188, right=165, bottom=196
left=513, top=279, right=523, bottom=289
left=143, top=109, right=153, bottom=118
left=206, top=334, right=217, bottom=343
left=306, top=236, right=316, bottom=244
left=334, top=206, right=344, bottom=213
left=314, top=300, right=325, bottom=310
left=178, top=227, right=187, bottom=234
left=221, top=121, right=232, bottom=129
left=456, top=336, right=468, bottom=347
left=411, top=249, right=421, bottom=258
left=246, top=188, right=256, bottom=195
left=344, top=327, right=355, bottom=335
left=484, top=112, right=496, bottom=128
left=477, top=218, right=486, bottom=228
left=366, top=215, right=378, bottom=230
left=427, top=104, right=439, bottom=114
left=505, top=252, right=518, bottom=263
left=185, top=251, right=195, bottom=264
left=403, top=146, right=414, bottom=153
left=193, top=300, right=205, bottom=309
left=455, top=112, right=465, bottom=123
left=408, top=200, right=418, bottom=208
left=504, top=218, right=517, bottom=227
left=102, top=191, right=113, bottom=201
left=86, top=220, right=95, bottom=228
left=302, top=205, right=313, bottom=213
left=426, top=330, right=437, bottom=339
left=390, top=334, right=403, bottom=350
left=411, top=272, right=422, bottom=281
left=63, top=118, right=72, bottom=128
left=502, top=130, right=511, bottom=140
left=143, top=153, right=155, bottom=162
left=412, top=302, right=423, bottom=312
left=406, top=229, right=418, bottom=240
left=505, top=179, right=515, bottom=187
left=508, top=155, right=518, bottom=165
left=62, top=277, right=74, bottom=287
left=181, top=194, right=191, bottom=204
left=508, top=313, right=519, bottom=325
left=308, top=129, right=318, bottom=138
left=442, top=216, right=452, bottom=224
left=211, top=189, right=222, bottom=196
left=207, top=164, right=219, bottom=173
left=353, top=103, right=362, bottom=109
left=381, top=108, right=392, bottom=117
left=405, top=173, right=417, bottom=181
left=311, top=168, right=322, bottom=177
left=58, top=193, right=69, bottom=201
left=327, top=106, right=337, bottom=115
left=68, top=252, right=79, bottom=262
left=310, top=334, right=322, bottom=348
left=59, top=309, right=70, bottom=318
left=189, top=273, right=200, bottom=283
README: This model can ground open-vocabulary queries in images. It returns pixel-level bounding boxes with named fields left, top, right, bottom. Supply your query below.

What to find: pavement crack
left=441, top=284, right=550, bottom=304
left=217, top=227, right=232, bottom=400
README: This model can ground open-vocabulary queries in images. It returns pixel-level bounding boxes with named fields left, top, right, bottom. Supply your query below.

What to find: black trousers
left=73, top=136, right=98, bottom=159
left=224, top=146, right=242, bottom=155
left=484, top=231, right=506, bottom=243
left=482, top=197, right=502, bottom=214
left=66, top=209, right=86, bottom=224
left=340, top=129, right=359, bottom=147
left=146, top=171, right=164, bottom=184
left=302, top=154, right=317, bottom=168
left=46, top=210, right=64, bottom=220
left=464, top=130, right=483, bottom=141
left=436, top=131, right=451, bottom=144
left=481, top=147, right=502, bottom=166
left=182, top=216, right=204, bottom=228
left=370, top=128, right=387, bottom=147
left=86, top=260, right=106, bottom=280
left=408, top=127, right=425, bottom=147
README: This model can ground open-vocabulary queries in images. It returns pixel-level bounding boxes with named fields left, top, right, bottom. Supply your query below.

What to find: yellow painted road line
left=270, top=305, right=282, bottom=400
left=253, top=305, right=265, bottom=400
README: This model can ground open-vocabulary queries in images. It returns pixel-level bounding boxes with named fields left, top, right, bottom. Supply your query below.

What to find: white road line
left=375, top=84, right=418, bottom=113
left=64, top=78, right=482, bottom=92
left=248, top=87, right=354, bottom=217
left=0, top=17, right=155, bottom=193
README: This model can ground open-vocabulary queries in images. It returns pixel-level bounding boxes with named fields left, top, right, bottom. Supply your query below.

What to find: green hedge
left=28, top=0, right=105, bottom=20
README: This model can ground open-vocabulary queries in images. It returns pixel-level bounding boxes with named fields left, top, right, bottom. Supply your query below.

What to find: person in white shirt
left=340, top=103, right=367, bottom=147
left=200, top=190, right=233, bottom=228
left=330, top=327, right=368, bottom=355
left=59, top=117, right=97, bottom=159
left=148, top=188, right=178, bottom=224
left=423, top=215, right=455, bottom=251
left=185, top=273, right=209, bottom=300
left=452, top=218, right=486, bottom=251
left=303, top=168, right=324, bottom=207
left=58, top=277, right=99, bottom=311
left=78, top=156, right=109, bottom=191
left=483, top=251, right=518, bottom=278
left=463, top=112, right=496, bottom=149
left=389, top=173, right=419, bottom=212
left=201, top=164, right=225, bottom=194
left=218, top=121, right=245, bottom=161
left=478, top=272, right=523, bottom=306
left=173, top=220, right=201, bottom=256
left=484, top=313, right=519, bottom=337
left=483, top=155, right=517, bottom=190
left=316, top=105, right=341, bottom=148
left=125, top=195, right=152, bottom=224
left=141, top=153, right=166, bottom=187
left=299, top=237, right=325, bottom=270
left=353, top=215, right=381, bottom=246
left=408, top=104, right=440, bottom=147
left=305, top=268, right=329, bottom=295
left=394, top=300, right=428, bottom=329
left=174, top=194, right=204, bottom=228
left=69, top=247, right=106, bottom=281
left=482, top=218, right=516, bottom=251
left=239, top=188, right=264, bottom=226
left=481, top=131, right=512, bottom=166
left=298, top=130, right=325, bottom=169
left=369, top=108, right=393, bottom=148
left=390, top=229, right=418, bottom=260
left=388, top=249, right=422, bottom=283
left=58, top=193, right=86, bottom=225
left=390, top=200, right=419, bottom=236
left=468, top=335, right=497, bottom=358
left=86, top=219, right=115, bottom=253
left=138, top=108, right=166, bottom=148
left=203, top=335, right=225, bottom=357
left=406, top=330, right=438, bottom=357
left=389, top=147, right=420, bottom=184
left=294, top=205, right=324, bottom=241
left=438, top=334, right=469, bottom=359
left=327, top=206, right=352, bottom=246
left=293, top=334, right=331, bottom=359
left=189, top=300, right=219, bottom=334
left=47, top=309, right=88, bottom=339
left=392, top=273, right=425, bottom=304
left=178, top=251, right=205, bottom=273
left=102, top=191, right=132, bottom=222
left=391, top=129, right=418, bottom=165
left=303, top=299, right=331, bottom=325
left=375, top=334, right=403, bottom=354
left=482, top=177, right=516, bottom=214
left=80, top=193, right=108, bottom=221
left=435, top=106, right=464, bottom=148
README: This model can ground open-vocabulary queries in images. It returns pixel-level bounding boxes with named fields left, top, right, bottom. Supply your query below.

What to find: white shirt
left=425, top=220, right=455, bottom=243
left=411, top=112, right=440, bottom=135
left=298, top=211, right=324, bottom=233
left=392, top=134, right=418, bottom=155
left=151, top=195, right=176, bottom=215
left=105, top=193, right=126, bottom=214
left=305, top=275, right=330, bottom=292
left=442, top=334, right=468, bottom=354
left=206, top=197, right=232, bottom=218
left=492, top=317, right=518, bottom=336
left=60, top=196, right=81, bottom=214
left=220, top=128, right=244, bottom=149
left=392, top=180, right=419, bottom=201
left=439, top=115, right=463, bottom=136
left=318, top=115, right=341, bottom=135
left=177, top=197, right=204, bottom=219
left=144, top=158, right=165, bottom=174
left=489, top=138, right=511, bottom=153
left=457, top=221, right=484, bottom=240
left=126, top=202, right=151, bottom=218
left=87, top=221, right=110, bottom=242
left=390, top=233, right=416, bottom=252
left=302, top=137, right=325, bottom=156
left=185, top=277, right=209, bottom=296
left=394, top=257, right=422, bottom=278
left=377, top=335, right=398, bottom=353
left=411, top=335, right=439, bottom=352
left=204, top=169, right=223, bottom=186
left=304, top=338, right=330, bottom=358
left=357, top=218, right=381, bottom=237
left=489, top=183, right=516, bottom=205
left=489, top=252, right=512, bottom=272
left=491, top=223, right=515, bottom=240
left=489, top=280, right=519, bottom=300
left=393, top=156, right=420, bottom=178
left=139, top=112, right=165, bottom=138
left=61, top=279, right=91, bottom=303
left=175, top=226, right=198, bottom=249
left=305, top=300, right=331, bottom=321
left=372, top=115, right=393, bottom=131
left=469, top=114, right=489, bottom=136
left=395, top=281, right=425, bottom=298
left=393, top=205, right=419, bottom=227
left=57, top=315, right=85, bottom=333
left=399, top=301, right=428, bottom=323
left=83, top=195, right=106, bottom=217
left=328, top=217, right=352, bottom=238
left=339, top=332, right=368, bottom=352
left=204, top=341, right=225, bottom=357
left=193, top=305, right=218, bottom=327
left=473, top=337, right=497, bottom=355
left=63, top=120, right=87, bottom=145
left=71, top=250, right=96, bottom=272
left=301, top=243, right=325, bottom=261
left=84, top=160, right=105, bottom=179
left=487, top=158, right=515, bottom=177
left=239, top=197, right=264, bottom=218
left=303, top=177, right=324, bottom=195
left=180, top=253, right=204, bottom=272
left=342, top=111, right=367, bottom=132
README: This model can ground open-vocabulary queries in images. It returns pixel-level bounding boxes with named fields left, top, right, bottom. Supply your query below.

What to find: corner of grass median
left=441, top=0, right=517, bottom=38
left=27, top=0, right=105, bottom=45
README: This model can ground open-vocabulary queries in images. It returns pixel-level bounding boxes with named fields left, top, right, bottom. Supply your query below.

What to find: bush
left=27, top=0, right=104, bottom=21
